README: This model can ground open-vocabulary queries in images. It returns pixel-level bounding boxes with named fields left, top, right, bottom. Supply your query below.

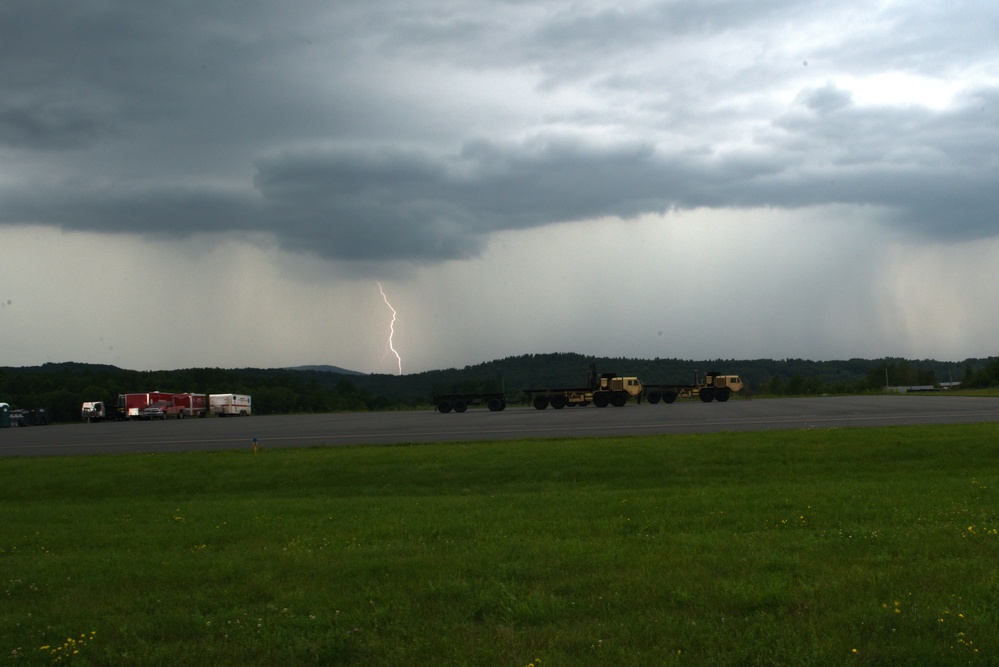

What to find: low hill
left=281, top=364, right=365, bottom=375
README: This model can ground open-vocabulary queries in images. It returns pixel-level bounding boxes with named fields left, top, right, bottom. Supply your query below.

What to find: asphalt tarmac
left=2, top=395, right=998, bottom=458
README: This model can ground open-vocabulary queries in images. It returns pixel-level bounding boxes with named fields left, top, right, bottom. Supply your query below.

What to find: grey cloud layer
left=2, top=1, right=998, bottom=262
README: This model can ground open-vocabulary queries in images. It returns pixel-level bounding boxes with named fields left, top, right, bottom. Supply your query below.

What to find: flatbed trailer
left=433, top=392, right=507, bottom=413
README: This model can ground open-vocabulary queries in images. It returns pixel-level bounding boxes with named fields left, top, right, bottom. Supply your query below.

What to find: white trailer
left=210, top=393, right=252, bottom=417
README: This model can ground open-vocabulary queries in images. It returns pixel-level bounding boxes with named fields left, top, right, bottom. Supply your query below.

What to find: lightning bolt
left=377, top=281, right=402, bottom=375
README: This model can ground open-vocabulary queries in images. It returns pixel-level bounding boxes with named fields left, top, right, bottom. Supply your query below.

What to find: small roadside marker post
left=253, top=437, right=258, bottom=455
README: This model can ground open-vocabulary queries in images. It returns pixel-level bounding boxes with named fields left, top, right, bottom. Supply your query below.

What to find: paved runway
left=2, top=395, right=998, bottom=457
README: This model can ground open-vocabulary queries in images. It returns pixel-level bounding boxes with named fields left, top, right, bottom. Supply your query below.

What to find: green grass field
left=3, top=424, right=999, bottom=666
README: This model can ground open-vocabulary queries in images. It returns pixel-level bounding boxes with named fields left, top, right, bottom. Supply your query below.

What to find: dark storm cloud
left=251, top=142, right=681, bottom=261
left=0, top=99, right=116, bottom=150
left=2, top=0, right=999, bottom=263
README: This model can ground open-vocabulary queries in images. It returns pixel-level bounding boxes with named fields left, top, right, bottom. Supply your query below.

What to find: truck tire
left=550, top=395, right=567, bottom=409
left=532, top=395, right=550, bottom=410
left=663, top=390, right=678, bottom=403
left=699, top=388, right=715, bottom=402
left=715, top=387, right=730, bottom=402
left=610, top=393, right=627, bottom=407
left=646, top=390, right=661, bottom=404
left=592, top=392, right=610, bottom=408
left=454, top=400, right=468, bottom=413
left=437, top=400, right=453, bottom=413
left=487, top=398, right=505, bottom=412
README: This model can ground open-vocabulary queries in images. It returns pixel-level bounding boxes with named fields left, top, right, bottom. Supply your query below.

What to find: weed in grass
left=39, top=630, right=97, bottom=663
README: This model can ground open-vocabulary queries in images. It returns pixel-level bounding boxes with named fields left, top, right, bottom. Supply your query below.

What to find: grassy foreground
left=3, top=424, right=999, bottom=666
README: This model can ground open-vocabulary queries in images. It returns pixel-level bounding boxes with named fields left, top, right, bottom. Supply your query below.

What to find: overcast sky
left=2, top=1, right=998, bottom=374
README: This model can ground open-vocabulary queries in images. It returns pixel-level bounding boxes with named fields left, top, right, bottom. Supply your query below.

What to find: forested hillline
left=2, top=353, right=998, bottom=423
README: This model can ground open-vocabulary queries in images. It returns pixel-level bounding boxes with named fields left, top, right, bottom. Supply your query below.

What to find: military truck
left=645, top=371, right=744, bottom=403
left=523, top=367, right=643, bottom=409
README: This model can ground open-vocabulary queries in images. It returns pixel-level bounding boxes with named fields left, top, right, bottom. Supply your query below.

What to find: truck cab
left=82, top=401, right=107, bottom=421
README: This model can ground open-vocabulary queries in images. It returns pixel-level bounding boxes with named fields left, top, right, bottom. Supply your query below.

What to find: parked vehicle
left=81, top=401, right=123, bottom=422
left=433, top=391, right=506, bottom=413
left=645, top=371, right=745, bottom=403
left=523, top=367, right=644, bottom=410
left=210, top=393, right=252, bottom=417
left=118, top=392, right=174, bottom=419
left=172, top=393, right=208, bottom=418
left=142, top=401, right=178, bottom=420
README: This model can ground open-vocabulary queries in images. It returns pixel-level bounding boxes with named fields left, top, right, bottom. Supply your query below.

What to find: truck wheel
left=610, top=393, right=627, bottom=407
left=550, top=396, right=567, bottom=409
left=699, top=388, right=715, bottom=402
left=454, top=400, right=467, bottom=413
left=437, top=400, right=452, bottom=413
left=592, top=392, right=609, bottom=408
left=647, top=390, right=661, bottom=404
left=663, top=390, right=678, bottom=403
left=532, top=395, right=550, bottom=410
left=715, top=388, right=731, bottom=402
left=487, top=398, right=504, bottom=412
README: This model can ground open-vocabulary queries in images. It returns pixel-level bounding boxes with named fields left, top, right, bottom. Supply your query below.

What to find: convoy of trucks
left=433, top=366, right=744, bottom=413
